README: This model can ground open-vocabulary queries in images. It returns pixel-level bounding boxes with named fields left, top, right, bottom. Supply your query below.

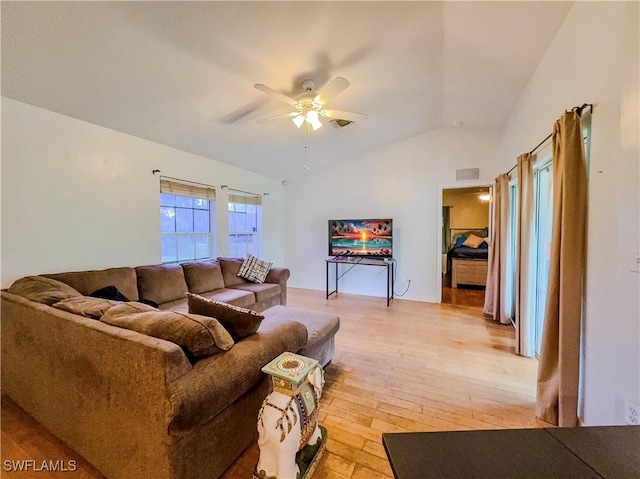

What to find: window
left=227, top=190, right=262, bottom=258
left=533, top=160, right=553, bottom=356
left=160, top=178, right=216, bottom=263
left=508, top=182, right=519, bottom=323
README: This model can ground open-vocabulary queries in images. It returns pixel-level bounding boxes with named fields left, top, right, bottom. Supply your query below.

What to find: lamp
left=291, top=109, right=323, bottom=130
left=306, top=111, right=322, bottom=130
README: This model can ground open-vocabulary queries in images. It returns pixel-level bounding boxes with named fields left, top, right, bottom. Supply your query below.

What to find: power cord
left=390, top=259, right=411, bottom=297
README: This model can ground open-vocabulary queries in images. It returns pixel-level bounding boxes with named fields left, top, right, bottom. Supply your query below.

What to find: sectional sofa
left=1, top=258, right=340, bottom=479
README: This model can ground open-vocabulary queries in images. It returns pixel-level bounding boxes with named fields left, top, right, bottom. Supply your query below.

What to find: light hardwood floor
left=2, top=288, right=549, bottom=479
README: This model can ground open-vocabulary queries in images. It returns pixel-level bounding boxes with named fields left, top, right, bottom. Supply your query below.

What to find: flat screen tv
left=329, top=219, right=393, bottom=258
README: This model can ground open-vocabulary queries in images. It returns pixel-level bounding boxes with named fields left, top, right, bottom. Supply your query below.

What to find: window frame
left=159, top=179, right=216, bottom=264
left=227, top=191, right=262, bottom=259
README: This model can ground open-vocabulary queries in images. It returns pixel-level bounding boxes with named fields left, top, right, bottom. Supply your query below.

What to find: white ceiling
left=1, top=1, right=572, bottom=180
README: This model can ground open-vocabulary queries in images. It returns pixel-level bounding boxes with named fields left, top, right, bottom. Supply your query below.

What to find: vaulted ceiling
left=1, top=1, right=572, bottom=180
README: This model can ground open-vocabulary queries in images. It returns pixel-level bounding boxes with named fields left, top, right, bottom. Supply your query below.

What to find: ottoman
left=262, top=306, right=340, bottom=367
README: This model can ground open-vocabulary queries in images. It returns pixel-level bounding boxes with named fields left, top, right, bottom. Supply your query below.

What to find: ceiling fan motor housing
left=300, top=79, right=315, bottom=92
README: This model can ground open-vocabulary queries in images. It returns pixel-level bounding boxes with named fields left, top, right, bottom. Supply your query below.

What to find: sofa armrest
left=1, top=291, right=192, bottom=479
left=167, top=314, right=306, bottom=432
left=264, top=266, right=290, bottom=305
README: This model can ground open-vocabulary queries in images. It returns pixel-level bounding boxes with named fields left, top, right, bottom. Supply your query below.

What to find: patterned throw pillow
left=187, top=293, right=264, bottom=340
left=237, top=254, right=273, bottom=284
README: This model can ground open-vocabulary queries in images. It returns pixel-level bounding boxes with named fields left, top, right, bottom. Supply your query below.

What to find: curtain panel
left=483, top=173, right=511, bottom=324
left=515, top=153, right=535, bottom=357
left=536, top=111, right=587, bottom=427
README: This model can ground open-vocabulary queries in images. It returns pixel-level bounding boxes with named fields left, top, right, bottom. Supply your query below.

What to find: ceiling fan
left=254, top=77, right=367, bottom=130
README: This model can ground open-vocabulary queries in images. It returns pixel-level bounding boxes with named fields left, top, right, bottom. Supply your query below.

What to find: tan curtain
left=483, top=173, right=511, bottom=324
left=515, top=153, right=535, bottom=357
left=536, top=111, right=587, bottom=426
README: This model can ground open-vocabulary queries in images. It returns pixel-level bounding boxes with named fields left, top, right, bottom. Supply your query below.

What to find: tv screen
left=329, top=219, right=393, bottom=258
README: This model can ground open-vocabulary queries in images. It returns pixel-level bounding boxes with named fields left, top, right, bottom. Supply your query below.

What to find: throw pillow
left=7, top=276, right=82, bottom=305
left=463, top=233, right=485, bottom=248
left=237, top=254, right=273, bottom=284
left=52, top=296, right=122, bottom=319
left=187, top=293, right=264, bottom=340
left=90, top=285, right=130, bottom=302
left=101, top=302, right=234, bottom=360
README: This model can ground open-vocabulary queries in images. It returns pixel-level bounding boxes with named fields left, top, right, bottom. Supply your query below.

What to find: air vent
left=330, top=119, right=353, bottom=128
left=456, top=168, right=480, bottom=181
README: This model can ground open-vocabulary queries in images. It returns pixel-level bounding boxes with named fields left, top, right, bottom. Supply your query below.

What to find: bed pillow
left=187, top=293, right=264, bottom=340
left=237, top=254, right=273, bottom=284
left=463, top=233, right=485, bottom=248
left=454, top=236, right=467, bottom=248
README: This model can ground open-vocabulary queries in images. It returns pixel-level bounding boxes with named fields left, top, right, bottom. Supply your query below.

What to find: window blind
left=160, top=177, right=216, bottom=199
left=228, top=190, right=261, bottom=206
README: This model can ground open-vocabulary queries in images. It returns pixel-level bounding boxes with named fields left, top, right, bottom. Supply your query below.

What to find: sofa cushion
left=52, top=296, right=121, bottom=319
left=237, top=255, right=273, bottom=284
left=101, top=302, right=234, bottom=360
left=187, top=293, right=264, bottom=340
left=197, top=288, right=255, bottom=308
left=136, top=263, right=188, bottom=305
left=229, top=283, right=281, bottom=303
left=44, top=267, right=139, bottom=301
left=263, top=305, right=340, bottom=351
left=167, top=315, right=308, bottom=431
left=218, top=257, right=246, bottom=287
left=7, top=276, right=83, bottom=305
left=182, top=259, right=225, bottom=294
left=158, top=297, right=189, bottom=313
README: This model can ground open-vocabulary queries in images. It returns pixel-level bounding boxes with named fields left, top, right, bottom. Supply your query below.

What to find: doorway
left=441, top=186, right=491, bottom=307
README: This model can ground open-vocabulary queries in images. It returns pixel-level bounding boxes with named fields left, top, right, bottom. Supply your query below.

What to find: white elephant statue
left=255, top=365, right=325, bottom=479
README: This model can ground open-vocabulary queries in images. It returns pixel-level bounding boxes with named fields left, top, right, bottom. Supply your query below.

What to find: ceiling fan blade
left=256, top=111, right=299, bottom=124
left=320, top=109, right=368, bottom=122
left=254, top=84, right=298, bottom=106
left=314, top=77, right=350, bottom=106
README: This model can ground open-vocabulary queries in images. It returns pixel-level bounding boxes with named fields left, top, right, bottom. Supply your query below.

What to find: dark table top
left=382, top=426, right=640, bottom=479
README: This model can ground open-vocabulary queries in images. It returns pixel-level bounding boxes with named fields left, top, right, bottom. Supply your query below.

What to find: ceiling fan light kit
left=254, top=77, right=367, bottom=131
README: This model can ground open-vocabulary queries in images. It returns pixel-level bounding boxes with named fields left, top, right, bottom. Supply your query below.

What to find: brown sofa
left=1, top=258, right=340, bottom=479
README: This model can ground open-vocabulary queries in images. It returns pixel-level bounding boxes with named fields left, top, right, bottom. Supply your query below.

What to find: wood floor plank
left=2, top=287, right=547, bottom=479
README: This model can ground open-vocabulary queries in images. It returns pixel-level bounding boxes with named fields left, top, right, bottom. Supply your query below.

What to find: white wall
left=1, top=98, right=286, bottom=287
left=500, top=2, right=639, bottom=425
left=285, top=127, right=501, bottom=303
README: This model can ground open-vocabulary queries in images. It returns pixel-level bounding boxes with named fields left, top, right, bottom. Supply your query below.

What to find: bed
left=447, top=228, right=489, bottom=288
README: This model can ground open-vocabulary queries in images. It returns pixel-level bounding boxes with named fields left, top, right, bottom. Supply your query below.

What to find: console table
left=325, top=257, right=394, bottom=306
left=382, top=426, right=640, bottom=479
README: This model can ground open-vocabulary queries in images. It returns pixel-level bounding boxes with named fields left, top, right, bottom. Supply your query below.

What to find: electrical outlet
left=624, top=400, right=639, bottom=425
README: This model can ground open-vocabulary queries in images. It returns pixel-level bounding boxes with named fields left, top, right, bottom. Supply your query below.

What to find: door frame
left=436, top=181, right=494, bottom=303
